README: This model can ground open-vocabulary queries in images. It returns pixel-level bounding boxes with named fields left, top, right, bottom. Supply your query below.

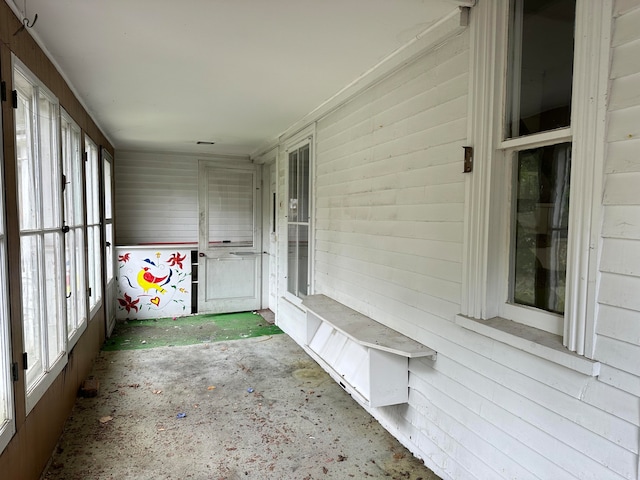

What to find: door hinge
left=11, top=362, right=18, bottom=381
left=11, top=90, right=18, bottom=109
left=22, top=352, right=28, bottom=370
left=1, top=81, right=6, bottom=102
left=83, top=151, right=88, bottom=162
left=62, top=173, right=67, bottom=192
left=88, top=287, right=92, bottom=297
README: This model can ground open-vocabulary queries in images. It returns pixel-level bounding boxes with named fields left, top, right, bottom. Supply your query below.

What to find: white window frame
left=461, top=0, right=611, bottom=357
left=13, top=56, right=68, bottom=412
left=61, top=109, right=87, bottom=348
left=85, top=136, right=102, bottom=317
left=103, top=149, right=114, bottom=284
left=283, top=125, right=315, bottom=307
left=0, top=98, right=15, bottom=455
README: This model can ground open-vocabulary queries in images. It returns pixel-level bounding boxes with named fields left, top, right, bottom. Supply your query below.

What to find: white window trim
left=282, top=124, right=315, bottom=308
left=461, top=0, right=612, bottom=358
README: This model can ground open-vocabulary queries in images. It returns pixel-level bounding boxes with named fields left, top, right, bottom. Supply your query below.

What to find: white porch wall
left=277, top=5, right=640, bottom=479
left=114, top=151, right=200, bottom=245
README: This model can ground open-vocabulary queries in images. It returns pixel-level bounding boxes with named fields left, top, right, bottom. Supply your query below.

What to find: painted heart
left=151, top=297, right=160, bottom=306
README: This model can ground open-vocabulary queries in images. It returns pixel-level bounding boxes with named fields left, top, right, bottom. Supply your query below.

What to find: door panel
left=198, top=162, right=261, bottom=313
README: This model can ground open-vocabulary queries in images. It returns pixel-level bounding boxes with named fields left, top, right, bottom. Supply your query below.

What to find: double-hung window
left=501, top=0, right=576, bottom=333
left=463, top=0, right=611, bottom=357
left=286, top=134, right=312, bottom=301
left=14, top=58, right=67, bottom=411
left=85, top=137, right=102, bottom=314
left=61, top=110, right=87, bottom=347
left=0, top=105, right=15, bottom=454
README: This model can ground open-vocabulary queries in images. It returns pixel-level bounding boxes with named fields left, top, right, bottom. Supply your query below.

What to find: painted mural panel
left=116, top=247, right=192, bottom=319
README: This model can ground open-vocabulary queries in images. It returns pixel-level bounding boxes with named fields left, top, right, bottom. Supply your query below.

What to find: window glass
left=0, top=127, right=14, bottom=453
left=61, top=112, right=87, bottom=343
left=14, top=61, right=66, bottom=404
left=85, top=138, right=102, bottom=310
left=512, top=143, right=571, bottom=314
left=287, top=144, right=311, bottom=298
left=14, top=73, right=39, bottom=231
left=506, top=0, right=576, bottom=138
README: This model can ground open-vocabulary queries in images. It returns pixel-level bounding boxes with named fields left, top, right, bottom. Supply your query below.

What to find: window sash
left=13, top=57, right=68, bottom=410
left=462, top=0, right=611, bottom=356
left=0, top=121, right=15, bottom=455
left=286, top=143, right=311, bottom=298
left=61, top=111, right=87, bottom=345
left=85, top=137, right=102, bottom=311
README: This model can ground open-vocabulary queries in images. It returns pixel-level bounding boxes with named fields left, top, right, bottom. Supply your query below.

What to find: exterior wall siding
left=595, top=0, right=640, bottom=422
left=276, top=5, right=640, bottom=479
left=115, top=151, right=200, bottom=245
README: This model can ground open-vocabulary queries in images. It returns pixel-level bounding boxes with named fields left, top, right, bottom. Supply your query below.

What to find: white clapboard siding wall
left=271, top=8, right=640, bottom=480
left=115, top=151, right=201, bottom=245
left=597, top=1, right=640, bottom=397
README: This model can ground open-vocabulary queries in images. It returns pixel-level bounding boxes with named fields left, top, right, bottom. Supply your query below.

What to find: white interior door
left=198, top=161, right=261, bottom=313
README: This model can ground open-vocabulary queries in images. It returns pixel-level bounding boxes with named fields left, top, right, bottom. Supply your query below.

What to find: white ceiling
left=9, top=0, right=463, bottom=157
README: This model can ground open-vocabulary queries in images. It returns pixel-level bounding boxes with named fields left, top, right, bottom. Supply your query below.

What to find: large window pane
left=288, top=150, right=298, bottom=221
left=512, top=143, right=571, bottom=314
left=15, top=60, right=67, bottom=408
left=15, top=75, right=39, bottom=231
left=21, top=235, right=44, bottom=388
left=506, top=0, right=576, bottom=138
left=85, top=138, right=102, bottom=310
left=44, top=233, right=64, bottom=365
left=39, top=93, right=60, bottom=229
left=0, top=146, right=14, bottom=451
left=287, top=142, right=311, bottom=298
left=62, top=113, right=87, bottom=342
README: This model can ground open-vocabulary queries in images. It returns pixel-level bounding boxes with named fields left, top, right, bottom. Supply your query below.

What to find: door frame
left=197, top=159, right=262, bottom=313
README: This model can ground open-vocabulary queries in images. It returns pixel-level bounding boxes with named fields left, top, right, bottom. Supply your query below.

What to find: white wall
left=275, top=4, right=640, bottom=479
left=115, top=151, right=201, bottom=245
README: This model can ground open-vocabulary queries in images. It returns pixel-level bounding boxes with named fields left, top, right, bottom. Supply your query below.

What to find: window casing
left=0, top=102, right=15, bottom=454
left=85, top=137, right=102, bottom=315
left=61, top=110, right=87, bottom=347
left=462, top=0, right=611, bottom=356
left=103, top=149, right=114, bottom=284
left=13, top=57, right=67, bottom=411
left=286, top=135, right=313, bottom=302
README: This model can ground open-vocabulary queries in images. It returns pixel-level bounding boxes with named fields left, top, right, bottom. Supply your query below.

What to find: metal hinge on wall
left=11, top=362, right=18, bottom=382
left=11, top=90, right=18, bottom=109
left=22, top=352, right=28, bottom=370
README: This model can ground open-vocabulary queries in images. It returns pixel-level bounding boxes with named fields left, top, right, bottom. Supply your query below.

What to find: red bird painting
left=137, top=267, right=170, bottom=294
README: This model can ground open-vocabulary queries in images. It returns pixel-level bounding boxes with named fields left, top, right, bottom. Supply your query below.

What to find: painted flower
left=117, top=293, right=140, bottom=313
left=118, top=253, right=131, bottom=263
left=167, top=252, right=187, bottom=269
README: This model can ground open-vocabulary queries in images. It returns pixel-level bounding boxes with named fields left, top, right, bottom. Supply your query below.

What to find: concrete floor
left=42, top=334, right=441, bottom=480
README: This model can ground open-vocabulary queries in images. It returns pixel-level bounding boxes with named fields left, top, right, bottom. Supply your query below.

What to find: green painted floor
left=103, top=312, right=283, bottom=351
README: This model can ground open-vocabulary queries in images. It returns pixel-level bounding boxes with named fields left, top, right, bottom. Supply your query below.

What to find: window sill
left=454, top=314, right=600, bottom=377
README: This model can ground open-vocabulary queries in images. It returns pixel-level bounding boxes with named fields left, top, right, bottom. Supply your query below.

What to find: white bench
left=302, top=294, right=436, bottom=407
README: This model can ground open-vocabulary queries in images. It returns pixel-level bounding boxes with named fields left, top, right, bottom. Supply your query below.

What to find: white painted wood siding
left=115, top=151, right=200, bottom=245
left=275, top=6, right=640, bottom=479
left=315, top=32, right=468, bottom=325
left=597, top=0, right=640, bottom=398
